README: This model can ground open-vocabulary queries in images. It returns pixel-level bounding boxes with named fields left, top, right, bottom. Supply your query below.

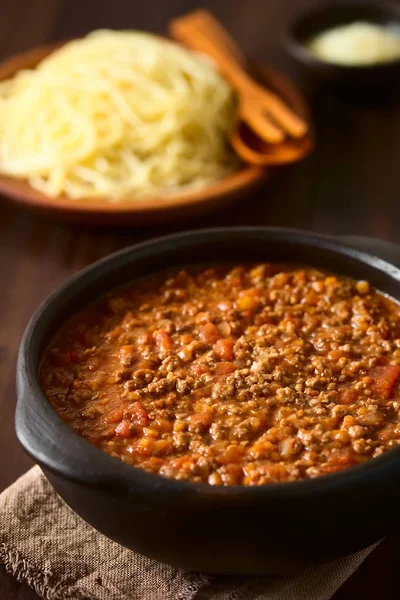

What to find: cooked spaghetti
left=0, top=30, right=238, bottom=200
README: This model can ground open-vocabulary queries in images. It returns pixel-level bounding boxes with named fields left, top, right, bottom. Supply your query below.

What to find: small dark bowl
left=285, top=2, right=400, bottom=85
left=16, top=227, right=400, bottom=575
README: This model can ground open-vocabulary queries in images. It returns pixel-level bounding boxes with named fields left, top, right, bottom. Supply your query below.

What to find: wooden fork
left=169, top=10, right=309, bottom=147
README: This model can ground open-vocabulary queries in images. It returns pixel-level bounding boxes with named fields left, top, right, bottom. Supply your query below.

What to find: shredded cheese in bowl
left=307, top=21, right=400, bottom=66
left=0, top=30, right=238, bottom=201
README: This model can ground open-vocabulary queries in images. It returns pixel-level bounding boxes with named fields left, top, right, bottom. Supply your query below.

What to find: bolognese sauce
left=40, top=264, right=400, bottom=485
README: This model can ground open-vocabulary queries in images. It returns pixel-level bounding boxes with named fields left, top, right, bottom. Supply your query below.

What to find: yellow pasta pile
left=0, top=30, right=238, bottom=200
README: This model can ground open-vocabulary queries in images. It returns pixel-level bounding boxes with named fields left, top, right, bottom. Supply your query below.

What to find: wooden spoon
left=169, top=10, right=313, bottom=165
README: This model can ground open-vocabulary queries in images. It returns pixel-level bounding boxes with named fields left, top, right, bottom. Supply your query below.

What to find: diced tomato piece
left=215, top=362, right=237, bottom=375
left=115, top=420, right=131, bottom=438
left=378, top=423, right=399, bottom=442
left=191, top=363, right=209, bottom=377
left=119, top=345, right=135, bottom=356
left=193, top=384, right=212, bottom=398
left=226, top=266, right=244, bottom=287
left=214, top=338, right=234, bottom=361
left=125, top=401, right=149, bottom=427
left=104, top=408, right=125, bottom=423
left=148, top=457, right=167, bottom=468
left=132, top=438, right=171, bottom=457
left=258, top=463, right=288, bottom=481
left=181, top=334, right=192, bottom=345
left=134, top=438, right=155, bottom=457
left=239, top=288, right=261, bottom=298
left=219, top=444, right=245, bottom=465
left=154, top=418, right=173, bottom=433
left=237, top=295, right=259, bottom=312
left=320, top=451, right=358, bottom=474
left=199, top=322, right=221, bottom=344
left=196, top=312, right=209, bottom=323
left=189, top=412, right=210, bottom=424
left=250, top=264, right=273, bottom=280
left=337, top=387, right=358, bottom=405
left=170, top=455, right=196, bottom=470
left=220, top=464, right=243, bottom=485
left=188, top=412, right=212, bottom=431
left=318, top=463, right=347, bottom=475
left=369, top=365, right=400, bottom=399
left=136, top=331, right=150, bottom=346
left=229, top=278, right=242, bottom=287
left=155, top=329, right=173, bottom=352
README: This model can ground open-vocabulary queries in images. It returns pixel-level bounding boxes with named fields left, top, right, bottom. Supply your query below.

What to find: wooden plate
left=0, top=42, right=309, bottom=226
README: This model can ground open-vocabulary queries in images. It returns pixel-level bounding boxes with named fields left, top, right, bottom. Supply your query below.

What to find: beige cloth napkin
left=0, top=467, right=378, bottom=600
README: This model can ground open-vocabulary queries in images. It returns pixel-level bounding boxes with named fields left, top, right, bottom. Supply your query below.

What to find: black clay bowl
left=16, top=227, right=400, bottom=575
left=284, top=2, right=400, bottom=85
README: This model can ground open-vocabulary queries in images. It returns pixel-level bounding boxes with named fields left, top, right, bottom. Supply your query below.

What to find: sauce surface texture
left=40, top=264, right=400, bottom=485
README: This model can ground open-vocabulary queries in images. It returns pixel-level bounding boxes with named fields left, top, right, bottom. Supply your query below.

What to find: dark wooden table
left=0, top=0, right=399, bottom=597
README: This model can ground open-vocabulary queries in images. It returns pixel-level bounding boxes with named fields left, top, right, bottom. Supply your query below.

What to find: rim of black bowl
left=16, top=227, right=400, bottom=497
left=285, top=1, right=400, bottom=73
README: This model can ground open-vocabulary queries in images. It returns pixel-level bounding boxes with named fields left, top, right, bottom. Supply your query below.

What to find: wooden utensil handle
left=174, top=9, right=247, bottom=68
left=169, top=12, right=252, bottom=90
left=170, top=10, right=309, bottom=141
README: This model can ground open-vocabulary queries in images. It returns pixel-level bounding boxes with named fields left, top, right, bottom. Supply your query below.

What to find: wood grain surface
left=0, top=0, right=399, bottom=597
